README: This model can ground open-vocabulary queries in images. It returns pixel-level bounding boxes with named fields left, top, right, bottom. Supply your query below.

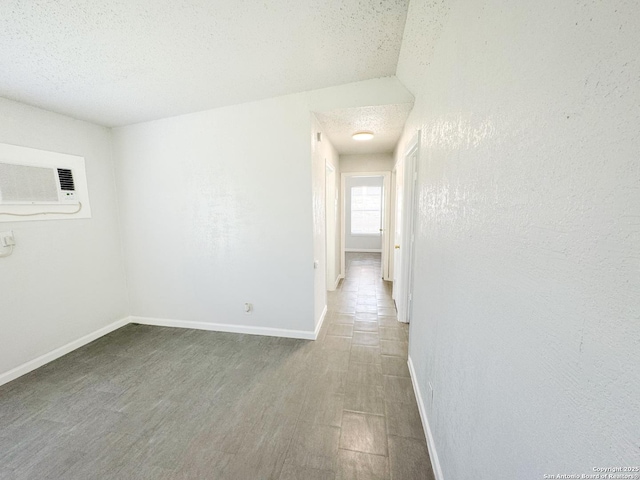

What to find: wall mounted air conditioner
left=0, top=142, right=91, bottom=222
left=0, top=162, right=78, bottom=205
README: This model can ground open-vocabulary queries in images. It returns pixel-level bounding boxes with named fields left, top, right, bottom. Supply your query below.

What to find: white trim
left=345, top=248, right=382, bottom=253
left=408, top=355, right=444, bottom=480
left=333, top=274, right=344, bottom=290
left=0, top=317, right=129, bottom=387
left=314, top=305, right=328, bottom=340
left=388, top=166, right=398, bottom=283
left=325, top=159, right=337, bottom=292
left=130, top=316, right=317, bottom=341
left=394, top=132, right=421, bottom=324
left=382, top=172, right=392, bottom=280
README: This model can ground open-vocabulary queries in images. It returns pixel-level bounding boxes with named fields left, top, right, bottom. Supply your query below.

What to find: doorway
left=340, top=172, right=391, bottom=281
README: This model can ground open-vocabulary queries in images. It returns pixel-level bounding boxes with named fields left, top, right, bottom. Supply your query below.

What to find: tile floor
left=0, top=253, right=434, bottom=479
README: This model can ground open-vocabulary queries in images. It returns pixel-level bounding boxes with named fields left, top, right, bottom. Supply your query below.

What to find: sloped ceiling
left=0, top=0, right=410, bottom=127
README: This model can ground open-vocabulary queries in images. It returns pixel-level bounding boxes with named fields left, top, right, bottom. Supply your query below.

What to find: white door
left=402, top=149, right=418, bottom=323
left=392, top=158, right=404, bottom=307
left=393, top=146, right=418, bottom=323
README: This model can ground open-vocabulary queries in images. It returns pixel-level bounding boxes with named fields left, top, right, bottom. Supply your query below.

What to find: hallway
left=321, top=252, right=434, bottom=479
left=1, top=1, right=636, bottom=476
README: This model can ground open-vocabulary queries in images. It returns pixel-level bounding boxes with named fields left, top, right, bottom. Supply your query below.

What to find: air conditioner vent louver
left=57, top=168, right=75, bottom=191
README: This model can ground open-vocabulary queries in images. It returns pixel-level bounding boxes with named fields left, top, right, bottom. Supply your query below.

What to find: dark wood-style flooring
left=0, top=253, right=433, bottom=479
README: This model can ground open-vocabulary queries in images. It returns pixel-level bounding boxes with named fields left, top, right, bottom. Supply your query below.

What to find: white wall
left=396, top=0, right=640, bottom=478
left=0, top=97, right=128, bottom=378
left=340, top=153, right=394, bottom=173
left=344, top=175, right=384, bottom=251
left=311, top=117, right=339, bottom=325
left=0, top=77, right=411, bottom=383
left=113, top=95, right=316, bottom=335
left=112, top=78, right=411, bottom=338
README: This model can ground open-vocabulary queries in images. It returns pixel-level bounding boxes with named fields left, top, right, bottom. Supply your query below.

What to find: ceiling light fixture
left=352, top=131, right=374, bottom=141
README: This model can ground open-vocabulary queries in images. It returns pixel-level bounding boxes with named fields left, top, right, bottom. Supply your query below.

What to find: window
left=351, top=185, right=382, bottom=235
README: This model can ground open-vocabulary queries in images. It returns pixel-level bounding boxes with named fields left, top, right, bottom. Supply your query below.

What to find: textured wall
left=113, top=95, right=316, bottom=333
left=311, top=116, right=340, bottom=324
left=112, top=78, right=409, bottom=337
left=396, top=0, right=640, bottom=478
left=0, top=98, right=128, bottom=376
left=340, top=153, right=394, bottom=173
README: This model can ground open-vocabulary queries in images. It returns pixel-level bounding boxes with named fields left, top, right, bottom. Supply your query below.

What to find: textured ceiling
left=315, top=103, right=413, bottom=154
left=0, top=0, right=410, bottom=127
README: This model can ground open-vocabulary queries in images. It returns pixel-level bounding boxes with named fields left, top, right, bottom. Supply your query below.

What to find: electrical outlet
left=0, top=231, right=15, bottom=247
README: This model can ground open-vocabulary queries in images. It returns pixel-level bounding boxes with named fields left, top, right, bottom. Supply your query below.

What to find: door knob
left=395, top=245, right=400, bottom=249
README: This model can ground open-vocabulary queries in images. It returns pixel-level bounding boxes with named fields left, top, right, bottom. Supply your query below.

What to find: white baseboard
left=345, top=248, right=382, bottom=253
left=333, top=274, right=344, bottom=290
left=314, top=305, right=328, bottom=340
left=0, top=317, right=130, bottom=388
left=0, top=312, right=324, bottom=388
left=0, top=313, right=322, bottom=388
left=327, top=274, right=340, bottom=292
left=408, top=355, right=444, bottom=480
left=130, top=316, right=317, bottom=341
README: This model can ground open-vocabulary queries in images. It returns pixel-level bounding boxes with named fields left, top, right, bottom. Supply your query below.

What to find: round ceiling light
left=352, top=131, right=374, bottom=141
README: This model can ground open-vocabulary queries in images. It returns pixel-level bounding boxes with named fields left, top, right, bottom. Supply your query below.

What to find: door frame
left=325, top=161, right=338, bottom=290
left=391, top=159, right=404, bottom=301
left=340, top=171, right=392, bottom=280
left=395, top=132, right=420, bottom=323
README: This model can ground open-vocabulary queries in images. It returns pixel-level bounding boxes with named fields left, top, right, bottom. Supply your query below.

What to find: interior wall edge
left=106, top=127, right=133, bottom=316
left=314, top=305, right=328, bottom=340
